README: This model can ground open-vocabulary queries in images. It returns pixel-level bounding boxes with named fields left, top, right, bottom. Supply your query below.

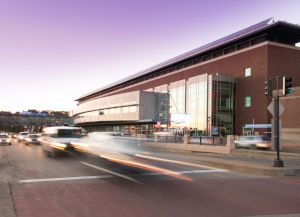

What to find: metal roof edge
left=76, top=18, right=300, bottom=101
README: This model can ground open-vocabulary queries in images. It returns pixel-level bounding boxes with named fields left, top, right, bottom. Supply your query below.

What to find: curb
left=194, top=157, right=300, bottom=177
left=141, top=145, right=300, bottom=177
left=233, top=149, right=300, bottom=160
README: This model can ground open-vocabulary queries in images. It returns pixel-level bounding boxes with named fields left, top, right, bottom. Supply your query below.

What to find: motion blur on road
left=1, top=133, right=300, bottom=217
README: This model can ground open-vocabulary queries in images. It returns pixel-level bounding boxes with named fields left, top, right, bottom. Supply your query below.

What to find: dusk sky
left=0, top=0, right=300, bottom=113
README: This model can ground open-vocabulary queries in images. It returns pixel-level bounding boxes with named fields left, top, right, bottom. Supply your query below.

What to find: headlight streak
left=135, top=153, right=224, bottom=170
left=99, top=154, right=193, bottom=182
left=50, top=142, right=67, bottom=150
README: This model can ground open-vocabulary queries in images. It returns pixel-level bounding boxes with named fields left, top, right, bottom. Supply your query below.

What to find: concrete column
left=226, top=135, right=235, bottom=152
left=184, top=135, right=190, bottom=144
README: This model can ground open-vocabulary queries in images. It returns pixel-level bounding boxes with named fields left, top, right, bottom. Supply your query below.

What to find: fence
left=146, top=134, right=184, bottom=144
left=189, top=136, right=226, bottom=146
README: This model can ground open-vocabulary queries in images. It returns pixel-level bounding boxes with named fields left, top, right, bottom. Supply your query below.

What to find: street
left=1, top=140, right=300, bottom=217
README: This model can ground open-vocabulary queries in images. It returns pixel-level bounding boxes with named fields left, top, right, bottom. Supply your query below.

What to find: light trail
left=135, top=153, right=227, bottom=171
left=18, top=169, right=227, bottom=184
left=99, top=154, right=193, bottom=182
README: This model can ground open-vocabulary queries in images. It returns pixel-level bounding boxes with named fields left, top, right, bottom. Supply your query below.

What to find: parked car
left=234, top=135, right=271, bottom=150
left=24, top=134, right=40, bottom=145
left=0, top=133, right=12, bottom=145
left=18, top=132, right=29, bottom=142
left=40, top=126, right=84, bottom=157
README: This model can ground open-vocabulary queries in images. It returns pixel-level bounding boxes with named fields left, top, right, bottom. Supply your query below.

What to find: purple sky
left=0, top=0, right=300, bottom=113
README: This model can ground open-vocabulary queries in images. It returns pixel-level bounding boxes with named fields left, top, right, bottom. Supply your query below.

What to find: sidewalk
left=142, top=143, right=300, bottom=177
left=0, top=147, right=17, bottom=217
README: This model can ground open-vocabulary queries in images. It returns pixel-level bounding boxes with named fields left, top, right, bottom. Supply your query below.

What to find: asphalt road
left=1, top=140, right=300, bottom=217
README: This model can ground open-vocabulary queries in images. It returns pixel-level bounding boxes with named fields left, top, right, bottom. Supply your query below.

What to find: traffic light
left=264, top=79, right=272, bottom=96
left=283, top=76, right=292, bottom=96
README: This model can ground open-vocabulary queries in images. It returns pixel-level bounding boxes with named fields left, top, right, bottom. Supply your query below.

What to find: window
left=245, top=68, right=251, bottom=77
left=129, top=106, right=136, bottom=113
left=122, top=106, right=129, bottom=113
left=245, top=96, right=251, bottom=107
left=109, top=108, right=115, bottom=115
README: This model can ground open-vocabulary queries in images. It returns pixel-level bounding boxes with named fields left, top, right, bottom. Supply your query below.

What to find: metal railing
left=189, top=136, right=226, bottom=146
left=146, top=134, right=184, bottom=144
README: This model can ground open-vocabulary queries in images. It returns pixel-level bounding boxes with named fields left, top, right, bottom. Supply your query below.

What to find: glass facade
left=74, top=74, right=235, bottom=136
left=154, top=93, right=169, bottom=125
left=186, top=74, right=208, bottom=135
left=153, top=84, right=169, bottom=126
left=211, top=76, right=235, bottom=136
left=169, top=80, right=186, bottom=114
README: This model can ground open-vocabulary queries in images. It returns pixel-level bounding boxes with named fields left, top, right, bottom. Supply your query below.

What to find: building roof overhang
left=76, top=18, right=300, bottom=102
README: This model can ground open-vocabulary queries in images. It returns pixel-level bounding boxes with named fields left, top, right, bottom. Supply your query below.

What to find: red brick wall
left=87, top=43, right=300, bottom=134
left=268, top=44, right=300, bottom=128
left=280, top=88, right=300, bottom=128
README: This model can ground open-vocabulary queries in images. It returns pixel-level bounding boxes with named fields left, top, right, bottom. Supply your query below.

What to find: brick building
left=73, top=18, right=300, bottom=136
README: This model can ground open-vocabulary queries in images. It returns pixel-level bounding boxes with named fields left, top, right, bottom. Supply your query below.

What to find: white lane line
left=18, top=169, right=228, bottom=184
left=135, top=153, right=227, bottom=171
left=81, top=161, right=142, bottom=184
left=18, top=175, right=113, bottom=183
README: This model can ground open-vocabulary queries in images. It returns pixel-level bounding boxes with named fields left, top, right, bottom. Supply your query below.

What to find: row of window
left=75, top=106, right=137, bottom=119
left=76, top=99, right=138, bottom=115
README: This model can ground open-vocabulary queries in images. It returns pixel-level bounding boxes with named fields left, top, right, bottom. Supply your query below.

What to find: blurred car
left=234, top=135, right=271, bottom=150
left=18, top=132, right=29, bottom=142
left=40, top=126, right=84, bottom=157
left=24, top=134, right=40, bottom=145
left=0, top=133, right=12, bottom=145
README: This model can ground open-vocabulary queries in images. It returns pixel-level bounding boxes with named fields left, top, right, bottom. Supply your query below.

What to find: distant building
left=73, top=18, right=300, bottom=136
left=0, top=110, right=73, bottom=132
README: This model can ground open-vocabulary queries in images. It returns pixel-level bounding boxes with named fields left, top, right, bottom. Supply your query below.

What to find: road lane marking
left=18, top=169, right=228, bottom=184
left=81, top=161, right=142, bottom=184
left=18, top=175, right=113, bottom=183
left=243, top=214, right=300, bottom=217
left=135, top=153, right=227, bottom=171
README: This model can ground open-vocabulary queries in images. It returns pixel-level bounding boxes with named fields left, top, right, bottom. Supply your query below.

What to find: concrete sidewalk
left=0, top=147, right=17, bottom=217
left=142, top=143, right=300, bottom=177
left=0, top=183, right=16, bottom=217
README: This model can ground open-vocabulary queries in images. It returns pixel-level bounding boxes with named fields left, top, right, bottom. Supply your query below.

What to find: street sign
left=212, top=126, right=219, bottom=136
left=267, top=101, right=285, bottom=117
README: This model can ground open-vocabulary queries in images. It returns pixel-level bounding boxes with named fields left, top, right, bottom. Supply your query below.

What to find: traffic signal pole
left=273, top=94, right=284, bottom=167
left=272, top=76, right=284, bottom=167
left=265, top=75, right=291, bottom=167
